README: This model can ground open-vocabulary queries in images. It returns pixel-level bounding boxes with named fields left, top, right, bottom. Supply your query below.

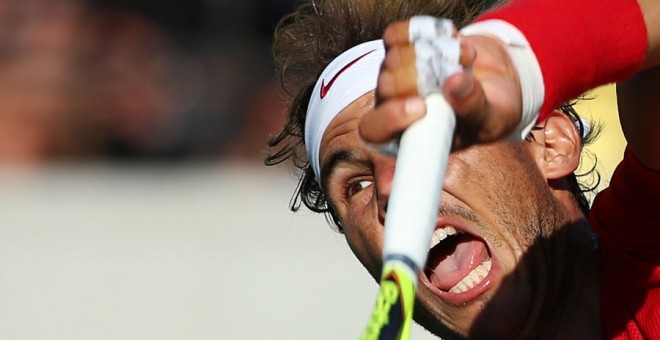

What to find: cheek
left=479, top=146, right=556, bottom=248
left=342, top=203, right=383, bottom=281
left=453, top=144, right=550, bottom=246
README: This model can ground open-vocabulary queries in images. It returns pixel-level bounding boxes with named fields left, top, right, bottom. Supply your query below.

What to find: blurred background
left=0, top=0, right=293, bottom=162
left=0, top=0, right=625, bottom=339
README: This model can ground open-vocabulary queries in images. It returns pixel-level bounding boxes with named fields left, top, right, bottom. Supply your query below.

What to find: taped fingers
left=382, top=17, right=467, bottom=99
left=384, top=17, right=457, bottom=46
left=373, top=16, right=464, bottom=155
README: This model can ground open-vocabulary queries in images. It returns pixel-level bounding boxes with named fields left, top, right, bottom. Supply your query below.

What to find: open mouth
left=424, top=225, right=493, bottom=300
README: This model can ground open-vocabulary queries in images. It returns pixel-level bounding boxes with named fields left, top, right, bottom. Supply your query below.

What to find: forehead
left=318, top=91, right=375, bottom=175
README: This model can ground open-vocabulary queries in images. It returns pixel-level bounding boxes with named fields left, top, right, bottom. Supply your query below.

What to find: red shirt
left=590, top=148, right=660, bottom=339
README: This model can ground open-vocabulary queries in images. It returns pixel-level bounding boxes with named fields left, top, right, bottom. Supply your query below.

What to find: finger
left=383, top=44, right=415, bottom=70
left=377, top=64, right=419, bottom=99
left=441, top=72, right=490, bottom=148
left=444, top=72, right=521, bottom=147
left=443, top=72, right=477, bottom=106
left=359, top=96, right=426, bottom=144
left=383, top=21, right=410, bottom=47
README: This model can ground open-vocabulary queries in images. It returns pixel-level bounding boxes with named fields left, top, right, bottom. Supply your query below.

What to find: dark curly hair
left=265, top=0, right=600, bottom=232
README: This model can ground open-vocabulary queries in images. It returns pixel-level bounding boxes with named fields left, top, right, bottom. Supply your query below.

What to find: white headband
left=305, top=40, right=385, bottom=181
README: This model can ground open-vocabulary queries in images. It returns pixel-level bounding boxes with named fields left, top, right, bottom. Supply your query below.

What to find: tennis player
left=266, top=0, right=660, bottom=338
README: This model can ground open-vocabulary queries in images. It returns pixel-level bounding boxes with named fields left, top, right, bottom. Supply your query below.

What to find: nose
left=374, top=155, right=395, bottom=224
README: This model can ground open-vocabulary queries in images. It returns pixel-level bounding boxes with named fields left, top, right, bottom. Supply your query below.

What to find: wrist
left=475, top=0, right=647, bottom=119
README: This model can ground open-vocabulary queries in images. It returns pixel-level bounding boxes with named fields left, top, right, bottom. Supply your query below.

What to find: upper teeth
left=429, top=225, right=458, bottom=249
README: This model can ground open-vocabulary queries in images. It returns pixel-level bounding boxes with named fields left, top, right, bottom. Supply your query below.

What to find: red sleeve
left=477, top=0, right=647, bottom=119
left=590, top=148, right=660, bottom=339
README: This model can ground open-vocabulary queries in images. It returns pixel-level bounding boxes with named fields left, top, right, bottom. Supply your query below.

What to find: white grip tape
left=408, top=16, right=454, bottom=42
left=414, top=39, right=462, bottom=96
left=408, top=16, right=463, bottom=96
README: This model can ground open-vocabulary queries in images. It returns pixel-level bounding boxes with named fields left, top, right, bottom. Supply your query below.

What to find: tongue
left=425, top=234, right=489, bottom=291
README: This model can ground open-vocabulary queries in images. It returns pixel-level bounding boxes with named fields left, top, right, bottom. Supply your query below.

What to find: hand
left=359, top=20, right=524, bottom=150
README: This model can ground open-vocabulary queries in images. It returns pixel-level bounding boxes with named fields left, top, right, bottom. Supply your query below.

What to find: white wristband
left=460, top=19, right=544, bottom=141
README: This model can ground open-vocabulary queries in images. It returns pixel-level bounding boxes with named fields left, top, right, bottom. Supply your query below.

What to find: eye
left=345, top=179, right=373, bottom=199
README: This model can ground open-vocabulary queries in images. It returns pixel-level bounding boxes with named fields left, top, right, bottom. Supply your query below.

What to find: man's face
left=318, top=92, right=571, bottom=337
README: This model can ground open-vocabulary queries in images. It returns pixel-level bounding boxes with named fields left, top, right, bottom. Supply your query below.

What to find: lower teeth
left=448, top=258, right=492, bottom=293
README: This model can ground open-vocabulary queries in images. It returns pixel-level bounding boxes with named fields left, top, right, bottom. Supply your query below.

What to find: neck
left=470, top=216, right=601, bottom=339
left=540, top=218, right=601, bottom=339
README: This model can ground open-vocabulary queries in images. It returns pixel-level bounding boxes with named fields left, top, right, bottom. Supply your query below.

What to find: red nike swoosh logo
left=320, top=49, right=377, bottom=99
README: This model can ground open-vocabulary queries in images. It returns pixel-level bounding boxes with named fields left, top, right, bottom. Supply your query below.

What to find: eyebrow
left=320, top=149, right=353, bottom=192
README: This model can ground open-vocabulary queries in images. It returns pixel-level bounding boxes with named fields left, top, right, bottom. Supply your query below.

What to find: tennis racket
left=361, top=93, right=456, bottom=340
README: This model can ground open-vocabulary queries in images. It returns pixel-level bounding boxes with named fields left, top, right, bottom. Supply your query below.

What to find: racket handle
left=362, top=93, right=455, bottom=340
left=382, top=93, right=456, bottom=279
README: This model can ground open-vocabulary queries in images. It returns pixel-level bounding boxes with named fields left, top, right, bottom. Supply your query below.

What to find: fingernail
left=404, top=97, right=426, bottom=116
left=451, top=75, right=473, bottom=99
